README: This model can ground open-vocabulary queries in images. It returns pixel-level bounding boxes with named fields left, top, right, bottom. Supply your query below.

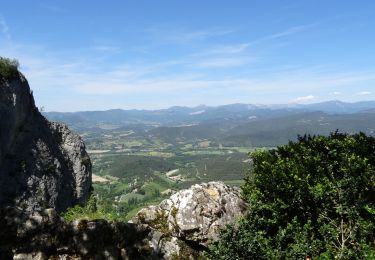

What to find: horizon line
left=42, top=99, right=375, bottom=113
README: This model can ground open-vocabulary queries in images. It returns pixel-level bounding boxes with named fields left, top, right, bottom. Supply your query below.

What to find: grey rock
left=133, top=181, right=247, bottom=259
left=0, top=182, right=246, bottom=259
left=0, top=71, right=247, bottom=259
left=0, top=207, right=157, bottom=259
left=13, top=252, right=47, bottom=260
left=0, top=72, right=91, bottom=213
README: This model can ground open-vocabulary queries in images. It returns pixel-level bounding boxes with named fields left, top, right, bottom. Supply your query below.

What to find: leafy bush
left=0, top=57, right=19, bottom=80
left=62, top=195, right=126, bottom=222
left=208, top=132, right=375, bottom=259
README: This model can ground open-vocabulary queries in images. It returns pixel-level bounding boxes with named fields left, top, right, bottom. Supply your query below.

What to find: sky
left=0, top=0, right=375, bottom=111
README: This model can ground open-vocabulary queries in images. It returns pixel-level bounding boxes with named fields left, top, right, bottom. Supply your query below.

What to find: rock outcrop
left=0, top=63, right=246, bottom=259
left=0, top=70, right=91, bottom=213
left=0, top=207, right=156, bottom=259
left=133, top=181, right=247, bottom=259
left=1, top=182, right=246, bottom=259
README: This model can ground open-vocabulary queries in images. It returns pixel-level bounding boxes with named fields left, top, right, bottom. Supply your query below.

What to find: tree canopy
left=0, top=57, right=19, bottom=80
left=208, top=132, right=375, bottom=259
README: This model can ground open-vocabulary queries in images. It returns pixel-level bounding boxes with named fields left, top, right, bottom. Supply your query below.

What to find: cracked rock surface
left=0, top=72, right=91, bottom=213
left=0, top=181, right=246, bottom=259
left=133, top=181, right=247, bottom=259
left=0, top=207, right=156, bottom=259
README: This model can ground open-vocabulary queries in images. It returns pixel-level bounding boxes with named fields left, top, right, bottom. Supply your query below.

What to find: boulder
left=133, top=181, right=247, bottom=259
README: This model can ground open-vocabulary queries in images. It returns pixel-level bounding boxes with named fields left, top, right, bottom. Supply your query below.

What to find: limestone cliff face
left=0, top=72, right=92, bottom=213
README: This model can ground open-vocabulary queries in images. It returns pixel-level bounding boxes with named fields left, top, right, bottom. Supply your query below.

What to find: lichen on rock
left=133, top=181, right=247, bottom=259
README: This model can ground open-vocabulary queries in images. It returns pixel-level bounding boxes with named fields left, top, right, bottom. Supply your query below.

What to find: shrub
left=0, top=57, right=19, bottom=80
left=62, top=194, right=126, bottom=222
left=208, top=132, right=375, bottom=259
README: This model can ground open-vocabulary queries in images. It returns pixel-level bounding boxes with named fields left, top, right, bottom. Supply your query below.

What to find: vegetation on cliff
left=0, top=57, right=19, bottom=80
left=208, top=132, right=375, bottom=259
left=0, top=57, right=92, bottom=213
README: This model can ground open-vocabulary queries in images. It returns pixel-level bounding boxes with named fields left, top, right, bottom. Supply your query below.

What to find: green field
left=50, top=106, right=375, bottom=221
left=82, top=128, right=253, bottom=220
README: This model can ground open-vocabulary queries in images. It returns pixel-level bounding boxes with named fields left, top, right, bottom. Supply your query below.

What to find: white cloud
left=181, top=23, right=317, bottom=73
left=1, top=22, right=375, bottom=111
left=356, top=91, right=371, bottom=96
left=188, top=43, right=253, bottom=68
left=290, top=95, right=316, bottom=103
left=251, top=23, right=319, bottom=45
left=10, top=50, right=375, bottom=108
left=13, top=52, right=375, bottom=109
left=266, top=23, right=317, bottom=40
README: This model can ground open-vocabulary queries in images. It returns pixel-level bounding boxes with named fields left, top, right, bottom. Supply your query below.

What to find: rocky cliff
left=0, top=69, right=92, bottom=213
left=1, top=182, right=246, bottom=259
left=133, top=182, right=247, bottom=259
left=0, top=207, right=156, bottom=259
left=0, top=62, right=246, bottom=259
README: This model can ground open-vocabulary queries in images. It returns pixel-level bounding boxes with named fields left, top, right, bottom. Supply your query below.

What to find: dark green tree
left=208, top=132, right=375, bottom=259
left=0, top=57, right=19, bottom=80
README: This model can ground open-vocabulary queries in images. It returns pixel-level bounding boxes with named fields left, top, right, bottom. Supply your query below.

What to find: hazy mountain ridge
left=147, top=111, right=375, bottom=147
left=44, top=100, right=375, bottom=126
left=44, top=101, right=375, bottom=148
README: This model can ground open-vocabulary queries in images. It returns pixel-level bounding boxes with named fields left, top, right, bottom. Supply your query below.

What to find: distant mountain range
left=44, top=100, right=375, bottom=147
left=148, top=111, right=375, bottom=146
left=45, top=100, right=375, bottom=126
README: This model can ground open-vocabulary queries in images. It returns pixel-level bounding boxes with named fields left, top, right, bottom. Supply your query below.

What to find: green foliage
left=63, top=179, right=171, bottom=222
left=208, top=132, right=375, bottom=259
left=0, top=57, right=19, bottom=80
left=62, top=194, right=126, bottom=222
left=105, top=155, right=175, bottom=179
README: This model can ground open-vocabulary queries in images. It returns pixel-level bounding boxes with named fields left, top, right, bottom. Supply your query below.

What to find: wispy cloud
left=249, top=23, right=319, bottom=46
left=192, top=56, right=254, bottom=68
left=0, top=15, right=11, bottom=43
left=356, top=91, right=371, bottom=96
left=190, top=23, right=316, bottom=75
left=264, top=23, right=318, bottom=40
left=187, top=43, right=253, bottom=67
left=1, top=20, right=374, bottom=111
left=202, top=43, right=251, bottom=55
left=6, top=47, right=375, bottom=110
left=91, top=45, right=121, bottom=53
left=185, top=23, right=316, bottom=68
left=290, top=95, right=316, bottom=103
left=147, top=26, right=235, bottom=44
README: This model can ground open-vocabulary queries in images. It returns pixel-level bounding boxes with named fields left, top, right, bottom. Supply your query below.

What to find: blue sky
left=1, top=0, right=374, bottom=111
